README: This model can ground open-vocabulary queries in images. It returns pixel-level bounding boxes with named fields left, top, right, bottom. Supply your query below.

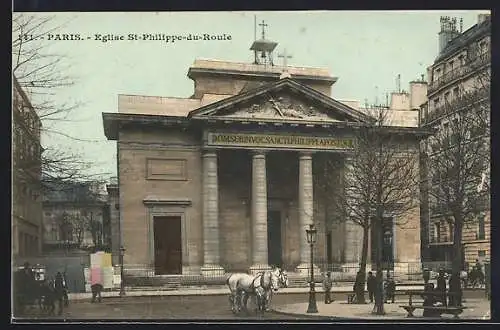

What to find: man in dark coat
left=54, top=272, right=65, bottom=315
left=436, top=269, right=447, bottom=307
left=367, top=272, right=376, bottom=303
left=422, top=283, right=441, bottom=317
left=448, top=271, right=462, bottom=307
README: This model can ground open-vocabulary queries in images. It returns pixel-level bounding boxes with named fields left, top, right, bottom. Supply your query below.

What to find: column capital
left=250, top=149, right=268, bottom=157
left=298, top=151, right=313, bottom=159
left=202, top=150, right=218, bottom=158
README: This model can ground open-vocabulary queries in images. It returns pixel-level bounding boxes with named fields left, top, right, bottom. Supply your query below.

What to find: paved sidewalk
left=272, top=298, right=491, bottom=320
left=68, top=284, right=426, bottom=301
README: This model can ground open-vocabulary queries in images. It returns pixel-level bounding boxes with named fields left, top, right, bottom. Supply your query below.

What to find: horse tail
left=226, top=274, right=232, bottom=287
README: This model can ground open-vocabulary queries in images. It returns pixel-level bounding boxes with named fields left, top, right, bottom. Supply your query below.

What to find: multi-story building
left=420, top=14, right=491, bottom=269
left=106, top=177, right=120, bottom=265
left=42, top=180, right=111, bottom=253
left=12, top=75, right=43, bottom=262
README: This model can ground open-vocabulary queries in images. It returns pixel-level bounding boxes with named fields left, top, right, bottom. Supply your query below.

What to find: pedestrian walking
left=54, top=272, right=65, bottom=315
left=367, top=271, right=376, bottom=303
left=436, top=268, right=447, bottom=307
left=89, top=268, right=104, bottom=303
left=322, top=271, right=333, bottom=304
left=62, top=272, right=69, bottom=307
left=448, top=271, right=461, bottom=307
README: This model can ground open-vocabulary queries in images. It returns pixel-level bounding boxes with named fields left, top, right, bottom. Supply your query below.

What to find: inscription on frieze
left=207, top=132, right=354, bottom=150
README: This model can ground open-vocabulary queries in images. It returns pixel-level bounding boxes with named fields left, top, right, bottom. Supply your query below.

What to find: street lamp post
left=306, top=224, right=318, bottom=313
left=119, top=246, right=126, bottom=297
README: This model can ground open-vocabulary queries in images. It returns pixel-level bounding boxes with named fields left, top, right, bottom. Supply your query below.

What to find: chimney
left=438, top=16, right=461, bottom=54
left=478, top=14, right=491, bottom=24
left=409, top=80, right=428, bottom=110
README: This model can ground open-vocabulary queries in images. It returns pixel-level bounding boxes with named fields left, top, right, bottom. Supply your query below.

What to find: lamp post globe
left=306, top=224, right=318, bottom=313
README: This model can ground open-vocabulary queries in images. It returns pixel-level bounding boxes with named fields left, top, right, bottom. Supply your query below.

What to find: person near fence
left=322, top=271, right=333, bottom=304
left=384, top=272, right=396, bottom=304
left=448, top=271, right=461, bottom=307
left=89, top=268, right=104, bottom=303
left=367, top=272, right=376, bottom=303
left=436, top=269, right=447, bottom=307
left=422, top=283, right=441, bottom=317
left=62, top=272, right=69, bottom=307
left=54, top=272, right=65, bottom=315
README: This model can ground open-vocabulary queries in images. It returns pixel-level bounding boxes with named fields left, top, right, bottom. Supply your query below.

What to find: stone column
left=249, top=151, right=270, bottom=274
left=201, top=151, right=225, bottom=276
left=296, top=152, right=319, bottom=275
left=342, top=156, right=363, bottom=273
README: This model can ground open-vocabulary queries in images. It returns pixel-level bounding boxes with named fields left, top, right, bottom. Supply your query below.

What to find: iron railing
left=428, top=52, right=490, bottom=95
left=422, top=88, right=489, bottom=126
left=119, top=261, right=455, bottom=286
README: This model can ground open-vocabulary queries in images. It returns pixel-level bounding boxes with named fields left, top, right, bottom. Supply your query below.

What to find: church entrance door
left=267, top=210, right=282, bottom=268
left=153, top=216, right=182, bottom=275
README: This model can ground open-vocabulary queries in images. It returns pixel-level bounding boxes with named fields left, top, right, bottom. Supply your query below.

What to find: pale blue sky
left=13, top=10, right=489, bottom=179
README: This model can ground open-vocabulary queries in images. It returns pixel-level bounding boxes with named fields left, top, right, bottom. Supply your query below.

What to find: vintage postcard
left=11, top=10, right=491, bottom=322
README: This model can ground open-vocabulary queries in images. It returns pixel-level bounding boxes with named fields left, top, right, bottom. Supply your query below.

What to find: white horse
left=226, top=269, right=281, bottom=314
left=226, top=272, right=253, bottom=314
left=262, top=268, right=289, bottom=311
left=240, top=270, right=280, bottom=313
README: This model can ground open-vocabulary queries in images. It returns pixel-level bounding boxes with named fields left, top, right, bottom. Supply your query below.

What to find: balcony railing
left=422, top=88, right=490, bottom=126
left=428, top=52, right=491, bottom=95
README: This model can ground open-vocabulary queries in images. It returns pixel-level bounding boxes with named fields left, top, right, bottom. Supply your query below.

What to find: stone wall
left=118, top=127, right=203, bottom=270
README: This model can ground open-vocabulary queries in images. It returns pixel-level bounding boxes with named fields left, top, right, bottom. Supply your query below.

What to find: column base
left=249, top=264, right=272, bottom=275
left=201, top=264, right=225, bottom=276
left=295, top=263, right=320, bottom=276
left=182, top=266, right=201, bottom=275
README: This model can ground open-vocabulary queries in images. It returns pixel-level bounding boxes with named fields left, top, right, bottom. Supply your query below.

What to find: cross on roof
left=259, top=20, right=268, bottom=39
left=278, top=49, right=293, bottom=68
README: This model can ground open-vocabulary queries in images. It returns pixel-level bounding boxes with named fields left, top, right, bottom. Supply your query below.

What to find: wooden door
left=153, top=216, right=182, bottom=275
left=267, top=210, right=282, bottom=267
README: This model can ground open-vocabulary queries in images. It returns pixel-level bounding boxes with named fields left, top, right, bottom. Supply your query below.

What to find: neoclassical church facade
left=103, top=45, right=427, bottom=277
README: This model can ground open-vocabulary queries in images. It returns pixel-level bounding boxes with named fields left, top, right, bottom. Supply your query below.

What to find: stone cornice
left=187, top=67, right=338, bottom=85
left=102, top=112, right=190, bottom=140
left=142, top=197, right=192, bottom=207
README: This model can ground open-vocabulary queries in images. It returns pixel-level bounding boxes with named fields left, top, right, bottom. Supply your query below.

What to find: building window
left=479, top=41, right=486, bottom=53
left=434, top=223, right=441, bottom=243
left=45, top=212, right=51, bottom=217
left=444, top=92, right=450, bottom=103
left=453, top=87, right=460, bottom=98
left=478, top=250, right=486, bottom=257
left=433, top=98, right=440, bottom=109
left=448, top=60, right=454, bottom=71
left=477, top=213, right=485, bottom=240
left=448, top=220, right=454, bottom=242
left=434, top=68, right=441, bottom=81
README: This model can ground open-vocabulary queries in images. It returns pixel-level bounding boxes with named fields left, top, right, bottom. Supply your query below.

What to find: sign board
left=207, top=132, right=354, bottom=150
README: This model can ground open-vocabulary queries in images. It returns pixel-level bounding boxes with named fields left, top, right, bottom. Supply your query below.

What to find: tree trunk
left=355, top=225, right=370, bottom=304
left=372, top=217, right=385, bottom=315
left=452, top=215, right=464, bottom=273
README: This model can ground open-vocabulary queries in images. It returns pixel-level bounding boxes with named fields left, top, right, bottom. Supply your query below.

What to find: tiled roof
left=435, top=19, right=491, bottom=63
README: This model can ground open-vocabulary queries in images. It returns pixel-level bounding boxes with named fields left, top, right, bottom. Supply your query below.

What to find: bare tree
left=421, top=41, right=490, bottom=294
left=12, top=13, right=108, bottom=188
left=316, top=108, right=422, bottom=313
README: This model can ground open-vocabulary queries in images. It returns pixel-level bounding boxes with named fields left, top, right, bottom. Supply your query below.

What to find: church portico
left=102, top=39, right=425, bottom=281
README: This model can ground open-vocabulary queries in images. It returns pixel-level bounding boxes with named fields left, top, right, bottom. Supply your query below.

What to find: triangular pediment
left=188, top=78, right=373, bottom=124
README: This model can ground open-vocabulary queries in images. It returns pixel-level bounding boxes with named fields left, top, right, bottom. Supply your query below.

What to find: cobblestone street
left=13, top=291, right=490, bottom=321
